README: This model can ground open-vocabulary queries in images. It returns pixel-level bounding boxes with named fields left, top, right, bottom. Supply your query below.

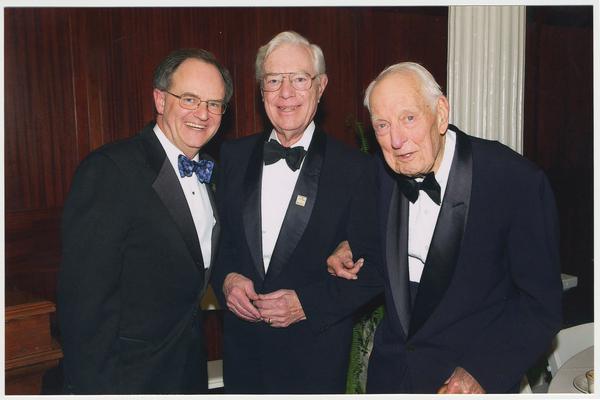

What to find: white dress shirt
left=260, top=122, right=315, bottom=272
left=154, top=124, right=215, bottom=268
left=408, top=129, right=456, bottom=282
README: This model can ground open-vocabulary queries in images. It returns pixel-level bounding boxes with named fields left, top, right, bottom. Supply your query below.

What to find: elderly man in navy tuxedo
left=326, top=62, right=562, bottom=393
left=212, top=31, right=383, bottom=393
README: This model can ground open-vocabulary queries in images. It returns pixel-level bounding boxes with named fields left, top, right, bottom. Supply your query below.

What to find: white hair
left=363, top=62, right=443, bottom=112
left=255, top=31, right=326, bottom=81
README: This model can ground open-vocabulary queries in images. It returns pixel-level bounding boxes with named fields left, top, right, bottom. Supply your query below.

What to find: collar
left=433, top=128, right=456, bottom=200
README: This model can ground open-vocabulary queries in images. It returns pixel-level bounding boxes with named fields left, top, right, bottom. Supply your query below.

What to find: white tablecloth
left=548, top=346, right=594, bottom=393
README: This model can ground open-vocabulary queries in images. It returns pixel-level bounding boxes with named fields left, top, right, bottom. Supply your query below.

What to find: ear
left=153, top=88, right=166, bottom=115
left=316, top=74, right=328, bottom=98
left=436, top=95, right=450, bottom=135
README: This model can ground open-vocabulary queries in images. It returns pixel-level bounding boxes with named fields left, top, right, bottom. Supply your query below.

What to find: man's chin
left=274, top=128, right=306, bottom=145
left=393, top=165, right=420, bottom=177
left=187, top=134, right=216, bottom=149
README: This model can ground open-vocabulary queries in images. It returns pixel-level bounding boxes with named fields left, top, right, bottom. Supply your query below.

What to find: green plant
left=346, top=302, right=385, bottom=393
left=344, top=115, right=385, bottom=393
left=346, top=115, right=370, bottom=154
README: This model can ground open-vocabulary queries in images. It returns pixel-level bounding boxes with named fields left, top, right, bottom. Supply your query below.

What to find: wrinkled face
left=369, top=72, right=449, bottom=177
left=153, top=58, right=225, bottom=159
left=261, top=43, right=328, bottom=146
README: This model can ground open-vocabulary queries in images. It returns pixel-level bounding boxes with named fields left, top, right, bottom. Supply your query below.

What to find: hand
left=437, top=367, right=485, bottom=394
left=326, top=240, right=364, bottom=280
left=222, top=272, right=261, bottom=322
left=253, top=289, right=307, bottom=328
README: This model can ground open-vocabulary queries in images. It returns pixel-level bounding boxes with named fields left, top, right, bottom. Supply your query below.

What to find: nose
left=390, top=125, right=408, bottom=149
left=192, top=101, right=209, bottom=120
left=279, top=76, right=295, bottom=99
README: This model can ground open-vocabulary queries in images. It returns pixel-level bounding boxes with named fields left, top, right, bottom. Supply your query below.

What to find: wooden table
left=548, top=346, right=594, bottom=393
left=5, top=290, right=63, bottom=395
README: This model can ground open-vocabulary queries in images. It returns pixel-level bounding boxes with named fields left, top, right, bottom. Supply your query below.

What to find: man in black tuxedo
left=212, top=31, right=382, bottom=393
left=326, top=62, right=563, bottom=393
left=58, top=48, right=232, bottom=394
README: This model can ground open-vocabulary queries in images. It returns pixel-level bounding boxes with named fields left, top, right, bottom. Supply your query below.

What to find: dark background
left=4, top=5, right=593, bottom=361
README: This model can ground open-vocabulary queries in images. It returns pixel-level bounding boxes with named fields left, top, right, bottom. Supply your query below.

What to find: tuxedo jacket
left=212, top=127, right=383, bottom=394
left=365, top=126, right=563, bottom=393
left=58, top=123, right=219, bottom=394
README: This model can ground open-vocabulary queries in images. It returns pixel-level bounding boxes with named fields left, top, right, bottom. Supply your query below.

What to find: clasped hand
left=437, top=367, right=485, bottom=394
left=222, top=272, right=306, bottom=327
left=326, top=240, right=364, bottom=280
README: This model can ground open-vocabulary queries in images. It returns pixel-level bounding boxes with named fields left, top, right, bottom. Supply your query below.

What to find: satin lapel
left=408, top=129, right=473, bottom=338
left=385, top=183, right=412, bottom=337
left=242, top=134, right=268, bottom=280
left=143, top=128, right=205, bottom=276
left=265, top=130, right=325, bottom=283
left=202, top=157, right=220, bottom=292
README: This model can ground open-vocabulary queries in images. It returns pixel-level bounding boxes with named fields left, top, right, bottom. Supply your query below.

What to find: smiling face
left=261, top=43, right=328, bottom=147
left=369, top=71, right=449, bottom=177
left=153, top=58, right=225, bottom=159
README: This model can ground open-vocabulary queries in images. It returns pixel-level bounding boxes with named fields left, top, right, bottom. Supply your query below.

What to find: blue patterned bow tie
left=177, top=154, right=214, bottom=184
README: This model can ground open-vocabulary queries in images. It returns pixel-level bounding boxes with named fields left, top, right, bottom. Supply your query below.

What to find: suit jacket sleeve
left=211, top=141, right=238, bottom=308
left=58, top=152, right=131, bottom=393
left=459, top=170, right=562, bottom=392
left=296, top=158, right=385, bottom=333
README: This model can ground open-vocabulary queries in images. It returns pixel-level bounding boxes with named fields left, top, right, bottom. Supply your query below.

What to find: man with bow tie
left=326, top=62, right=563, bottom=393
left=211, top=31, right=383, bottom=393
left=58, top=48, right=232, bottom=394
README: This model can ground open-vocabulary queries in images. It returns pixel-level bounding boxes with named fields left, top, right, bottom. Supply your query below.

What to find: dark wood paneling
left=4, top=9, right=79, bottom=211
left=203, top=310, right=223, bottom=361
left=221, top=8, right=263, bottom=140
left=5, top=209, right=62, bottom=301
left=524, top=6, right=593, bottom=324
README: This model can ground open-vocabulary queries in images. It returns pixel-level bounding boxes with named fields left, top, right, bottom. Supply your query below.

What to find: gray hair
left=153, top=48, right=233, bottom=103
left=363, top=62, right=443, bottom=112
left=255, top=31, right=326, bottom=81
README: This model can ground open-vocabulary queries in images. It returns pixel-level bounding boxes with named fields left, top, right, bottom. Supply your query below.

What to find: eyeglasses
left=261, top=72, right=318, bottom=92
left=165, top=91, right=227, bottom=115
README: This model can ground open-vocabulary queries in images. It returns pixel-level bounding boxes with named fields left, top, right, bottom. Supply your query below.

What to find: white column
left=447, top=6, right=525, bottom=153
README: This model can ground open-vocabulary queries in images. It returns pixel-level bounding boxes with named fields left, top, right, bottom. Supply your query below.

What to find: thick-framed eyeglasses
left=165, top=91, right=227, bottom=115
left=261, top=72, right=318, bottom=92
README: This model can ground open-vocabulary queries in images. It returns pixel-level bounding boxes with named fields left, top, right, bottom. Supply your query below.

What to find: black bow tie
left=263, top=139, right=307, bottom=171
left=397, top=172, right=441, bottom=205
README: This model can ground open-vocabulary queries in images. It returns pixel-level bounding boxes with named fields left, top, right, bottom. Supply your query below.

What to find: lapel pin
left=295, top=195, right=307, bottom=207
